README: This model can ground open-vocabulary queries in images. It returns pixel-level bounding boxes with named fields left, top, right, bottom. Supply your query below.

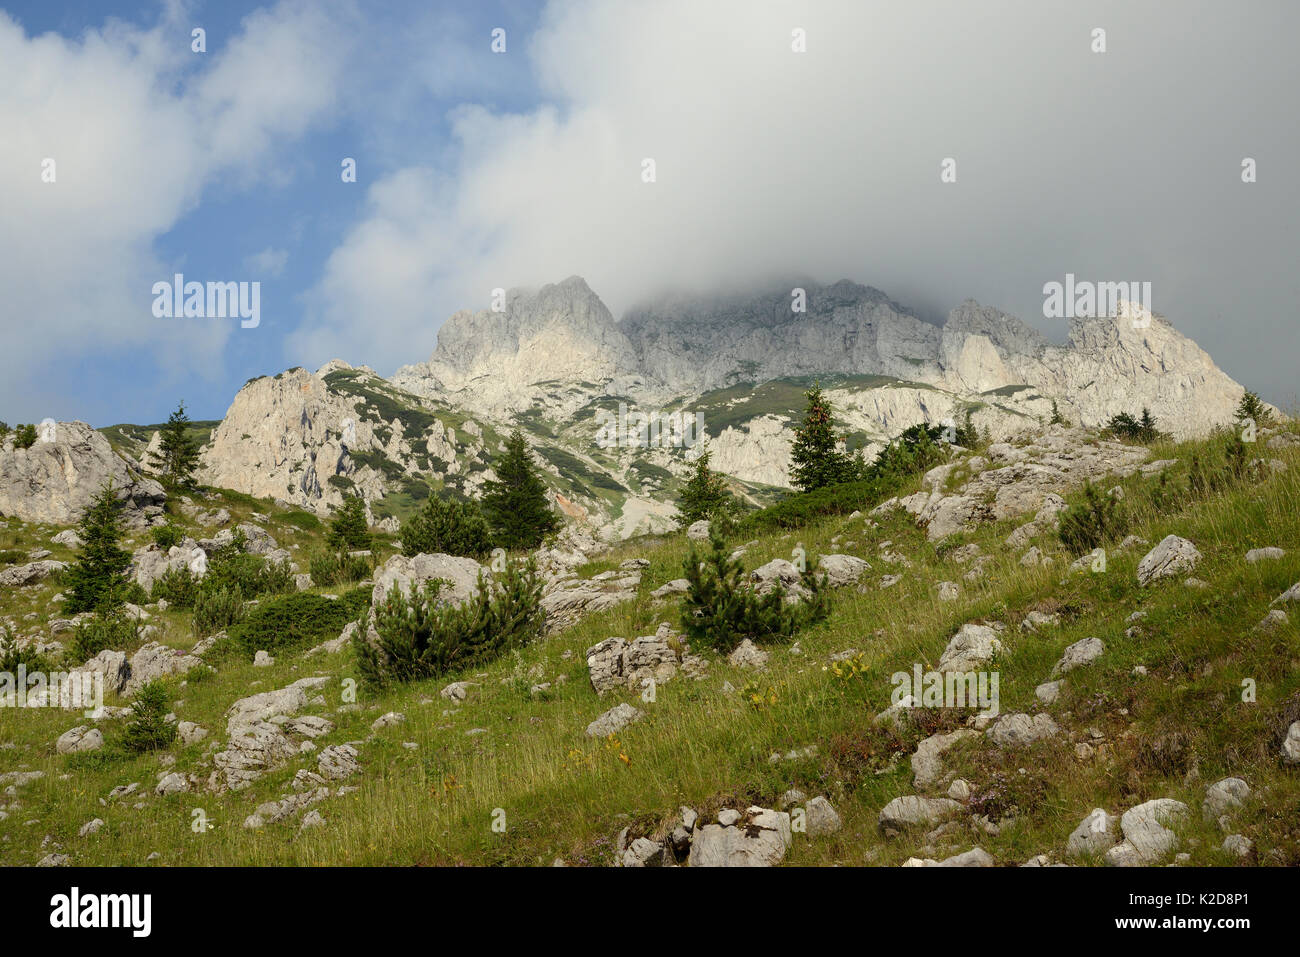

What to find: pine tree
left=326, top=494, right=372, bottom=551
left=481, top=430, right=559, bottom=549
left=149, top=401, right=201, bottom=488
left=676, top=447, right=734, bottom=527
left=789, top=385, right=858, bottom=492
left=1235, top=390, right=1271, bottom=426
left=63, top=482, right=132, bottom=614
left=121, top=680, right=178, bottom=753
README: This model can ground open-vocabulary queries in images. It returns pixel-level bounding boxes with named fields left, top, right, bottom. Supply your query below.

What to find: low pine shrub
left=1058, top=482, right=1128, bottom=555
left=680, top=533, right=828, bottom=653
left=356, top=559, right=543, bottom=688
left=229, top=588, right=370, bottom=659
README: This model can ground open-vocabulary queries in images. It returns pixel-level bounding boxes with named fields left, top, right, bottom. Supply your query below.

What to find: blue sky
left=2, top=1, right=1297, bottom=427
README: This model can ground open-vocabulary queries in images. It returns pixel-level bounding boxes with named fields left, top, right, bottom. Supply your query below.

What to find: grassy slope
left=2, top=428, right=1299, bottom=866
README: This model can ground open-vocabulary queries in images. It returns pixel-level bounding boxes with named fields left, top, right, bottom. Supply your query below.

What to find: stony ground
left=2, top=424, right=1300, bottom=867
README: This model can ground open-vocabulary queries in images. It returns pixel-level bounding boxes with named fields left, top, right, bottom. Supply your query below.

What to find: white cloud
left=245, top=247, right=289, bottom=278
left=0, top=0, right=355, bottom=420
left=293, top=0, right=1300, bottom=405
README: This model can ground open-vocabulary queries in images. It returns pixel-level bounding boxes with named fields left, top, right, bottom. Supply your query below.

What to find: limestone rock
left=1136, top=536, right=1201, bottom=586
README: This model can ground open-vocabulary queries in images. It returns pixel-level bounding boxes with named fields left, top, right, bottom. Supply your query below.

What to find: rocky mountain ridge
left=164, top=275, right=1263, bottom=539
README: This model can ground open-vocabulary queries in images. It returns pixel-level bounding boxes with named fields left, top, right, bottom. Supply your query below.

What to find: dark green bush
left=0, top=626, right=49, bottom=673
left=355, top=559, right=543, bottom=688
left=150, top=565, right=199, bottom=607
left=151, top=524, right=185, bottom=549
left=68, top=609, right=142, bottom=663
left=192, top=585, right=245, bottom=636
left=13, top=424, right=37, bottom=450
left=680, top=533, right=828, bottom=653
left=309, top=550, right=372, bottom=587
left=121, top=680, right=177, bottom=753
left=1058, top=482, right=1129, bottom=555
left=737, top=473, right=902, bottom=535
left=229, top=588, right=370, bottom=659
left=400, top=495, right=492, bottom=558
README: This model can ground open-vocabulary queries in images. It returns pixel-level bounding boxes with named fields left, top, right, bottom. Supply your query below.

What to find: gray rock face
left=690, top=807, right=792, bottom=866
left=318, top=744, right=361, bottom=781
left=937, top=623, right=1002, bottom=673
left=1067, top=808, right=1119, bottom=858
left=911, top=730, right=978, bottom=790
left=816, top=553, right=871, bottom=587
left=1106, top=799, right=1189, bottom=866
left=1052, top=637, right=1105, bottom=676
left=585, top=702, right=644, bottom=738
left=686, top=520, right=711, bottom=541
left=1137, top=536, right=1201, bottom=586
left=1281, top=721, right=1300, bottom=765
left=878, top=795, right=963, bottom=833
left=0, top=421, right=165, bottom=527
left=986, top=713, right=1060, bottom=748
left=371, top=552, right=483, bottom=608
left=541, top=568, right=641, bottom=633
left=727, top=639, right=770, bottom=671
left=0, top=560, right=66, bottom=587
left=75, top=650, right=130, bottom=697
left=1203, top=777, right=1250, bottom=823
left=586, top=625, right=691, bottom=695
left=56, top=726, right=104, bottom=754
left=123, top=643, right=203, bottom=697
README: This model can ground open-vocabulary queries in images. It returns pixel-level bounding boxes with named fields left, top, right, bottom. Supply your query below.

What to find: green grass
left=2, top=426, right=1299, bottom=866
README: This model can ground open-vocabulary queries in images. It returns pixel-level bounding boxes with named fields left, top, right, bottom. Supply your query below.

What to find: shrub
left=151, top=524, right=185, bottom=549
left=0, top=549, right=25, bottom=567
left=204, top=533, right=293, bottom=599
left=679, top=532, right=828, bottom=653
left=0, top=626, right=49, bottom=674
left=121, top=680, right=177, bottom=753
left=1058, top=482, right=1128, bottom=555
left=356, top=558, right=544, bottom=688
left=68, top=610, right=142, bottom=662
left=13, top=424, right=37, bottom=450
left=400, top=495, right=492, bottom=558
left=1105, top=408, right=1162, bottom=444
left=737, top=473, right=902, bottom=535
left=150, top=566, right=199, bottom=607
left=229, top=588, right=370, bottom=659
left=192, top=585, right=246, bottom=636
left=309, top=550, right=372, bottom=587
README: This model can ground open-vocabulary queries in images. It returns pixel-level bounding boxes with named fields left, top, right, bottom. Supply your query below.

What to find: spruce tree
left=326, top=494, right=372, bottom=551
left=481, top=430, right=559, bottom=549
left=1235, top=390, right=1271, bottom=426
left=63, top=482, right=132, bottom=614
left=149, top=401, right=202, bottom=488
left=676, top=447, right=734, bottom=527
left=789, top=385, right=857, bottom=492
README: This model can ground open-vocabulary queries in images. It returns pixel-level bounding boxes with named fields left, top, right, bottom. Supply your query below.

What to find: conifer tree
left=63, top=482, right=132, bottom=614
left=676, top=447, right=734, bottom=527
left=149, top=401, right=202, bottom=488
left=326, top=494, right=372, bottom=551
left=789, top=385, right=858, bottom=492
left=481, top=430, right=559, bottom=549
left=1235, top=390, right=1271, bottom=426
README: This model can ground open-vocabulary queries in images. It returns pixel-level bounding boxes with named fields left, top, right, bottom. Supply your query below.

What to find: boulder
left=585, top=703, right=644, bottom=738
left=0, top=421, right=165, bottom=527
left=1136, top=536, right=1201, bottom=586
left=690, top=807, right=791, bottom=866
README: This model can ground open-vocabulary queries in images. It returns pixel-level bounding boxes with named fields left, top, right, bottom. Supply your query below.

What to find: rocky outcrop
left=0, top=421, right=164, bottom=527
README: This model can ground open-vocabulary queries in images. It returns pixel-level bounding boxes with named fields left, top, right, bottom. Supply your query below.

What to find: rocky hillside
left=187, top=277, right=1257, bottom=540
left=3, top=419, right=1299, bottom=867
